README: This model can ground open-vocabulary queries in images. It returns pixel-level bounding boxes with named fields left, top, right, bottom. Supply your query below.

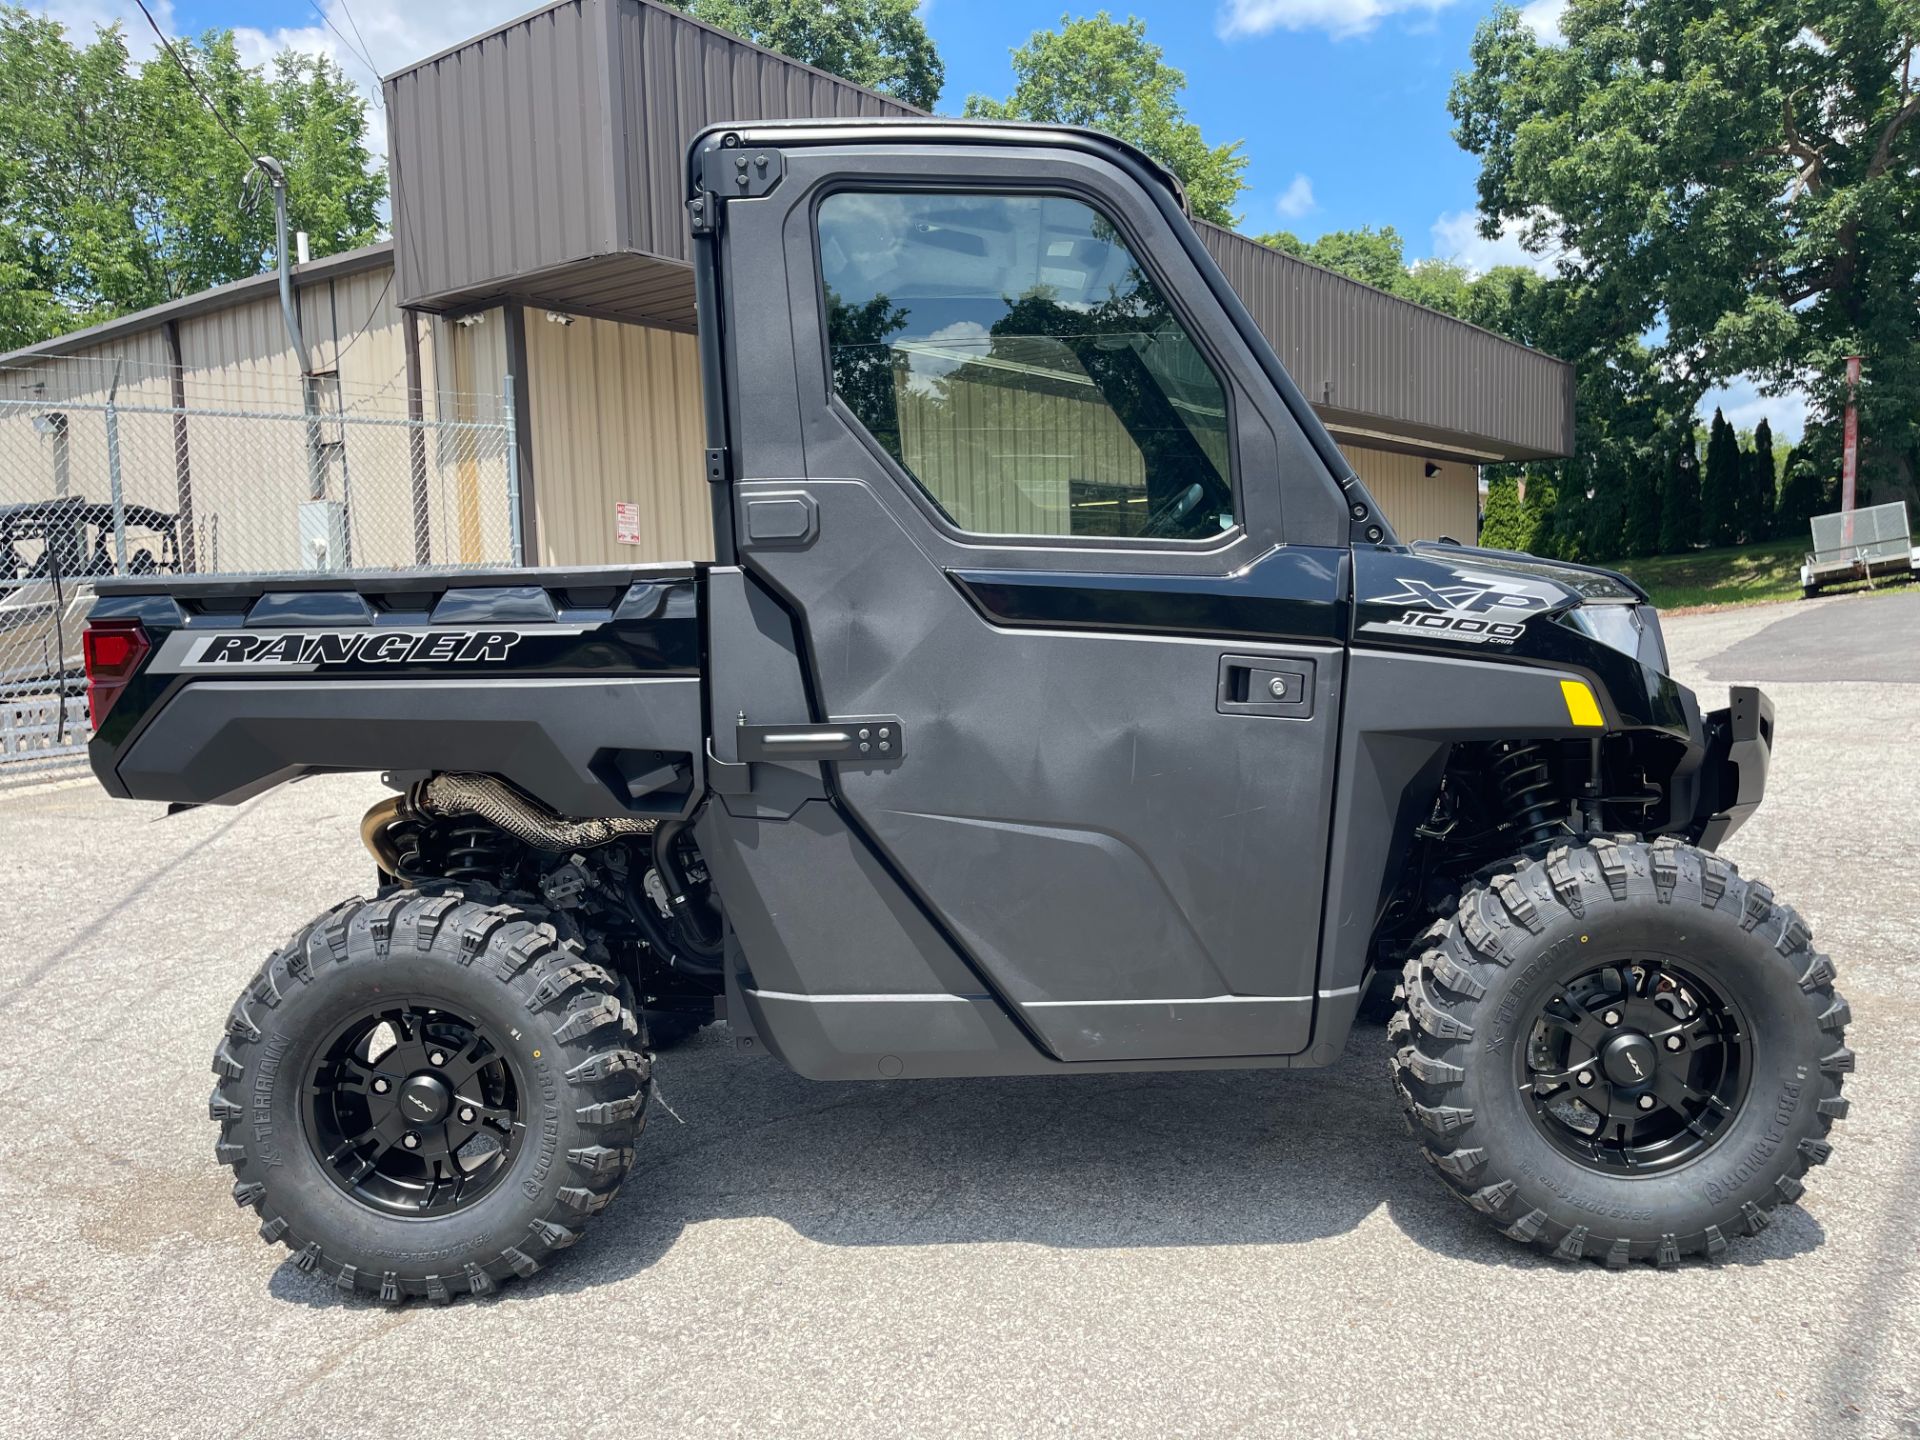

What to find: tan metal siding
left=0, top=336, right=175, bottom=518
left=1343, top=445, right=1478, bottom=543
left=427, top=309, right=516, bottom=565
left=524, top=314, right=710, bottom=565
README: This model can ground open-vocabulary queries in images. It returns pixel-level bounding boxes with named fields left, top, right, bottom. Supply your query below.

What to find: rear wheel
left=1391, top=837, right=1851, bottom=1266
left=211, top=890, right=649, bottom=1302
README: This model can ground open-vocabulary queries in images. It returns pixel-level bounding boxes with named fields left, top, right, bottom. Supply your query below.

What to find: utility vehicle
left=83, top=121, right=1851, bottom=1300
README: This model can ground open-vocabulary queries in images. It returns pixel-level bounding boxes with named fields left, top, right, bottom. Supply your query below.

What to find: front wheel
left=211, top=891, right=649, bottom=1302
left=1391, top=837, right=1852, bottom=1266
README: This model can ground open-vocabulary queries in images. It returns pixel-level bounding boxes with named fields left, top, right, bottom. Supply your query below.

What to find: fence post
left=404, top=308, right=431, bottom=565
left=504, top=372, right=525, bottom=567
left=104, top=375, right=128, bottom=572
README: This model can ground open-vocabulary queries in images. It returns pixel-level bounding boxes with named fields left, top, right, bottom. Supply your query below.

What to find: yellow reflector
left=1560, top=679, right=1605, bottom=729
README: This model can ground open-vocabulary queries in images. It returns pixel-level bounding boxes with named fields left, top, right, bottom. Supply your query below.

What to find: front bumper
left=1692, top=685, right=1773, bottom=849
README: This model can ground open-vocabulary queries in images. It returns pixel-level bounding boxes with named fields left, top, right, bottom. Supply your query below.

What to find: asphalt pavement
left=4, top=591, right=1917, bottom=1439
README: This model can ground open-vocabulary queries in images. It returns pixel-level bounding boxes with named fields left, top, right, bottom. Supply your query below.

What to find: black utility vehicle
left=84, top=122, right=1850, bottom=1300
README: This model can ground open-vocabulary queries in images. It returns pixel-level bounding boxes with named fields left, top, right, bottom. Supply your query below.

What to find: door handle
left=1217, top=656, right=1314, bottom=718
left=735, top=715, right=904, bottom=762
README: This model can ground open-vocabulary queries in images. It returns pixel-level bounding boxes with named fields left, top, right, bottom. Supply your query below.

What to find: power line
left=336, top=0, right=382, bottom=88
left=309, top=1, right=385, bottom=109
left=329, top=268, right=396, bottom=369
left=132, top=0, right=262, bottom=174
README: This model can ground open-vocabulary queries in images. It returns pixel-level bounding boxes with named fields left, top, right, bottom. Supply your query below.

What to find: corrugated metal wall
left=523, top=312, right=710, bottom=564
left=387, top=1, right=619, bottom=307
left=1200, top=225, right=1573, bottom=460
left=612, top=0, right=915, bottom=267
left=1343, top=445, right=1478, bottom=543
left=387, top=0, right=917, bottom=309
left=896, top=377, right=1148, bottom=536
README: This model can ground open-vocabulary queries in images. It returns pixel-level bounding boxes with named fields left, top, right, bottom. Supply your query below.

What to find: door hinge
left=687, top=189, right=720, bottom=237
left=706, top=144, right=785, bottom=199
left=705, top=447, right=729, bottom=485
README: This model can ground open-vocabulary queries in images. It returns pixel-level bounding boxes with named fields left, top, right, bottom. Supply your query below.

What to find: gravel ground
left=4, top=593, right=1917, bottom=1440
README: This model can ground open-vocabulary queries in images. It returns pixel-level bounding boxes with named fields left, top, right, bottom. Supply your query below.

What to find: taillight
left=82, top=618, right=150, bottom=731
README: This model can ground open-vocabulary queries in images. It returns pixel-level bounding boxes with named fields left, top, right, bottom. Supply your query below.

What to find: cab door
left=709, top=134, right=1356, bottom=1062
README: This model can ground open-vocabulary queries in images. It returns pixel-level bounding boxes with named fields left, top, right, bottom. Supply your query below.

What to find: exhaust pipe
left=360, top=773, right=658, bottom=872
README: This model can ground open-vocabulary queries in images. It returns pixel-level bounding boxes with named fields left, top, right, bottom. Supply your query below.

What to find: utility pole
left=1841, top=354, right=1861, bottom=545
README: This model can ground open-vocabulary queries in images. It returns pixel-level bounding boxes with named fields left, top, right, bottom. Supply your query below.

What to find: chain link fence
left=1, top=357, right=521, bottom=778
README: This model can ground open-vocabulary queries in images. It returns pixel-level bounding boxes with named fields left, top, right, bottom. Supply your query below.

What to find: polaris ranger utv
left=84, top=120, right=1850, bottom=1300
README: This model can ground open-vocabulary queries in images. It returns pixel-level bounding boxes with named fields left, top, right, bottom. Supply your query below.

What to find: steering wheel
left=1142, top=482, right=1205, bottom=537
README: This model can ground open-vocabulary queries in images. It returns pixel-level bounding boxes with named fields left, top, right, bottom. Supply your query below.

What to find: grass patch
left=1613, top=540, right=1809, bottom=611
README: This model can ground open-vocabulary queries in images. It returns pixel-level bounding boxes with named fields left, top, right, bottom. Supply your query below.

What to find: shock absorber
left=1490, top=741, right=1564, bottom=848
left=441, top=822, right=514, bottom=884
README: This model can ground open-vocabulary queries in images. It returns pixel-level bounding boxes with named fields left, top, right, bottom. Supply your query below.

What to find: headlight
left=1562, top=603, right=1668, bottom=672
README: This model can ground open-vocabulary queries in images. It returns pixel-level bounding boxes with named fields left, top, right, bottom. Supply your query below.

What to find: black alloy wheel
left=1518, top=956, right=1750, bottom=1175
left=304, top=999, right=523, bottom=1217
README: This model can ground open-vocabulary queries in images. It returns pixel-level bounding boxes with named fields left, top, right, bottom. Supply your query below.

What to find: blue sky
left=30, top=0, right=1799, bottom=435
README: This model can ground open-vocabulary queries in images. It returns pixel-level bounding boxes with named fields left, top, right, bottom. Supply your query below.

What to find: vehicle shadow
left=268, top=1023, right=1826, bottom=1307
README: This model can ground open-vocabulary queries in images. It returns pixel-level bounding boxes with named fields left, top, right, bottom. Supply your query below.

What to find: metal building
left=2, top=0, right=1573, bottom=574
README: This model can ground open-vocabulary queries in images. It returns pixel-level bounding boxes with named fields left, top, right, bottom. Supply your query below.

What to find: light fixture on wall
left=545, top=310, right=575, bottom=326
left=1423, top=461, right=1441, bottom=478
left=453, top=313, right=487, bottom=328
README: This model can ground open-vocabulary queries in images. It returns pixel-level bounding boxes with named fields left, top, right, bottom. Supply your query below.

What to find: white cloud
left=1516, top=0, right=1567, bottom=43
left=1428, top=209, right=1563, bottom=276
left=1218, top=0, right=1461, bottom=41
left=23, top=0, right=174, bottom=57
left=1698, top=374, right=1808, bottom=443
left=232, top=2, right=542, bottom=161
left=1274, top=174, right=1317, bottom=221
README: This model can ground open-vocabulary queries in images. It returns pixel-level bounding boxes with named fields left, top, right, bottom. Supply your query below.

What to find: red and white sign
left=615, top=501, right=642, bottom=546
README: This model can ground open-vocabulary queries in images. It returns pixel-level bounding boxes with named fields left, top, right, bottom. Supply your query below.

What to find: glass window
left=818, top=191, right=1235, bottom=541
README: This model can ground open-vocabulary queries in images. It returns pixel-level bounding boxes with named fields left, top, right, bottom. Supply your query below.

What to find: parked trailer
left=1801, top=501, right=1918, bottom=597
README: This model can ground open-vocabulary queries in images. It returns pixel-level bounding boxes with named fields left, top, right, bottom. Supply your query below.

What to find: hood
left=1408, top=541, right=1648, bottom=606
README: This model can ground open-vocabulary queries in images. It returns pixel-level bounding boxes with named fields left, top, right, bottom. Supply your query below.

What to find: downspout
left=258, top=157, right=310, bottom=375
left=258, top=155, right=328, bottom=516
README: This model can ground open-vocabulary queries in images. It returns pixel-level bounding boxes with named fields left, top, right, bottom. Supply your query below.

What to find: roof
left=0, top=242, right=394, bottom=368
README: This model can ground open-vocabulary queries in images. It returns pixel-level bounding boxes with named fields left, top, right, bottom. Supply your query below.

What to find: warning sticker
left=615, top=501, right=642, bottom=546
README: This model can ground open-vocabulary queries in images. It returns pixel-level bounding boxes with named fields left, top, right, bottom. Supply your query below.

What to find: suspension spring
left=441, top=822, right=514, bottom=884
left=1490, top=741, right=1564, bottom=848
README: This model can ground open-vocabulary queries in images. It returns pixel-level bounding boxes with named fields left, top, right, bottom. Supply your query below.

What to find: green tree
left=964, top=13, right=1247, bottom=225
left=1479, top=467, right=1556, bottom=553
left=1450, top=0, right=1920, bottom=510
left=664, top=0, right=942, bottom=111
left=1621, top=456, right=1663, bottom=558
left=1254, top=225, right=1409, bottom=293
left=1743, top=417, right=1777, bottom=543
left=1478, top=472, right=1528, bottom=551
left=1659, top=433, right=1702, bottom=554
left=1702, top=409, right=1743, bottom=546
left=0, top=11, right=384, bottom=349
left=1580, top=473, right=1625, bottom=560
left=1774, top=445, right=1828, bottom=539
left=824, top=289, right=908, bottom=454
